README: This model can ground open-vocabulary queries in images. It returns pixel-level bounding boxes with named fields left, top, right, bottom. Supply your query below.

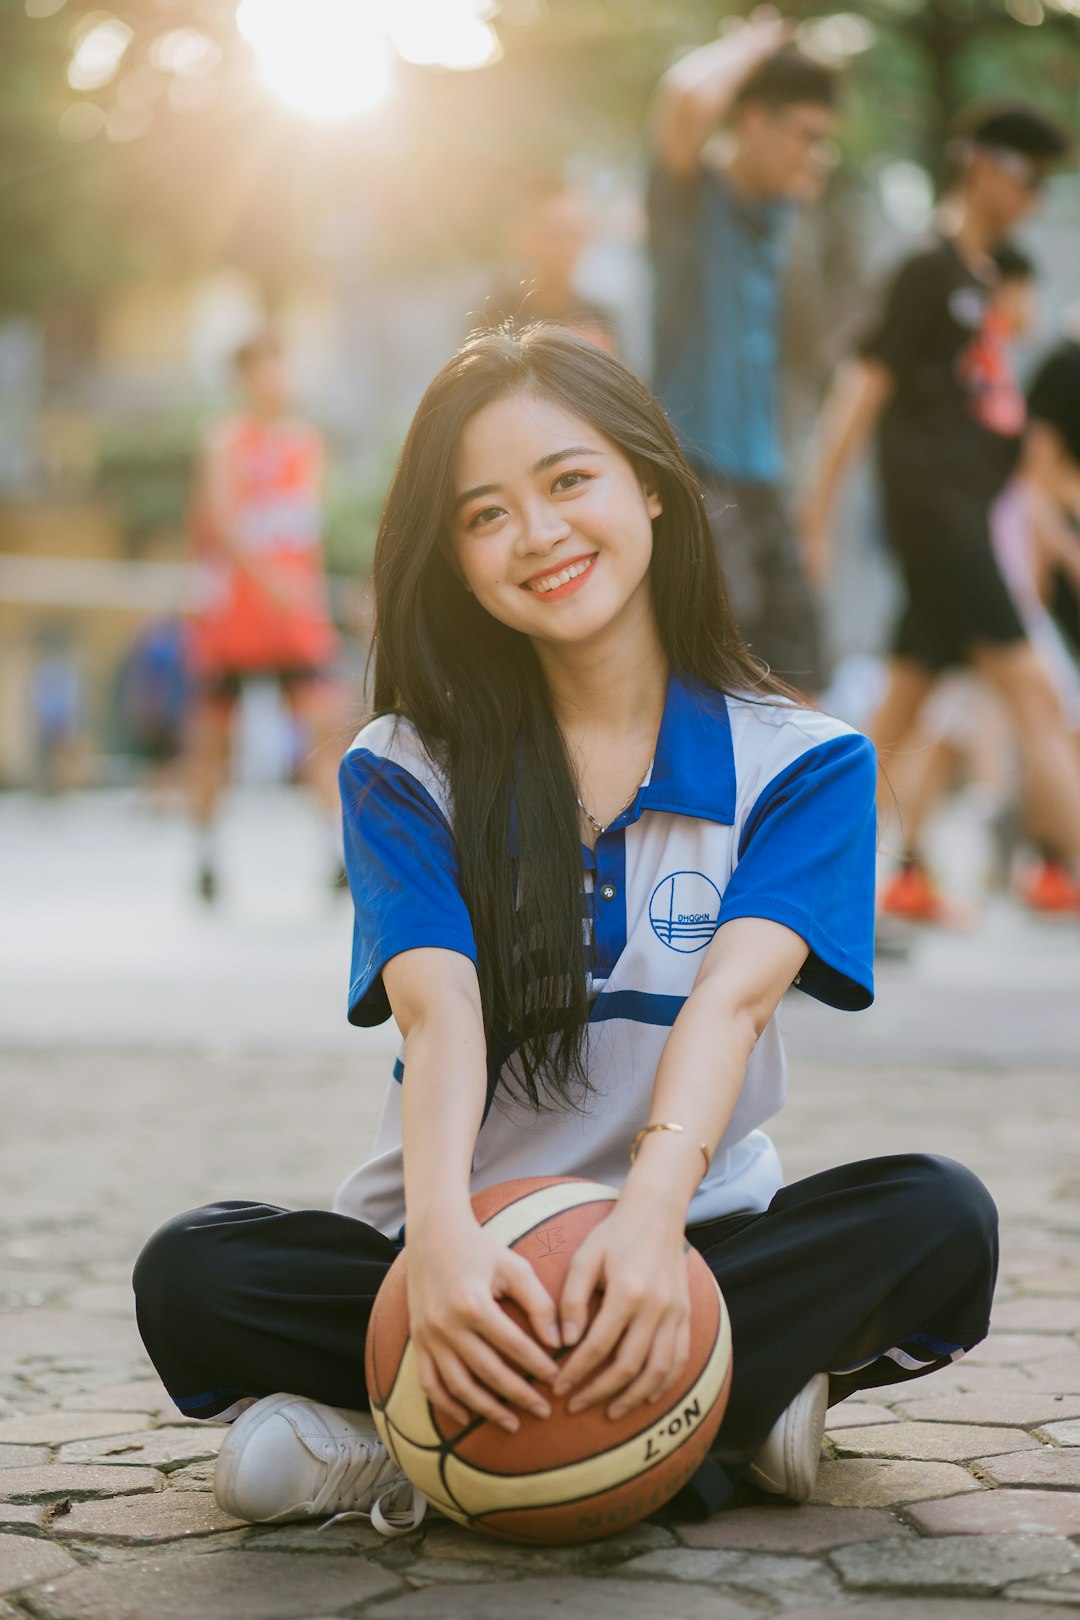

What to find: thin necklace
left=577, top=761, right=652, bottom=839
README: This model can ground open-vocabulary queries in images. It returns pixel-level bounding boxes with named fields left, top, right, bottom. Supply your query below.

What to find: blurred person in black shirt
left=801, top=103, right=1080, bottom=917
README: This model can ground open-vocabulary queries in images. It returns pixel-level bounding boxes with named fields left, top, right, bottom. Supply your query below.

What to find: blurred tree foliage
left=2, top=0, right=1078, bottom=315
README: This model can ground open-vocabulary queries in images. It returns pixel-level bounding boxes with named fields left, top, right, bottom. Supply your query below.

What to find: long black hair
left=370, top=325, right=790, bottom=1111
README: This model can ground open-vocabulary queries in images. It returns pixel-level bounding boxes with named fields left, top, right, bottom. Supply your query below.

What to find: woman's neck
left=533, top=606, right=669, bottom=743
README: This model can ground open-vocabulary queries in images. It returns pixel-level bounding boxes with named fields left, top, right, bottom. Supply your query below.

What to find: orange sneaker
left=1019, top=860, right=1080, bottom=916
left=880, top=862, right=946, bottom=924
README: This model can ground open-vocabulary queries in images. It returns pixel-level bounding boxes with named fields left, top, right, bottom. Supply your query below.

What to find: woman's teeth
left=526, top=558, right=592, bottom=593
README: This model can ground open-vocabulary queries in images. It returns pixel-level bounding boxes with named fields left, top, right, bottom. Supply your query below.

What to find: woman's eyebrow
left=453, top=447, right=604, bottom=513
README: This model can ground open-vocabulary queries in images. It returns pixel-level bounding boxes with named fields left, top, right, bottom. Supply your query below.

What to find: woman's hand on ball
left=553, top=1202, right=691, bottom=1420
left=406, top=1212, right=562, bottom=1434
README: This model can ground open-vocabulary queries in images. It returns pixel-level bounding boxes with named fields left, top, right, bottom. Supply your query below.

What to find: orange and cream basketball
left=363, top=1175, right=733, bottom=1544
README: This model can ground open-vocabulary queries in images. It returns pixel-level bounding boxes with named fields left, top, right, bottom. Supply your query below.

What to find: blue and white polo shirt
left=335, top=675, right=876, bottom=1240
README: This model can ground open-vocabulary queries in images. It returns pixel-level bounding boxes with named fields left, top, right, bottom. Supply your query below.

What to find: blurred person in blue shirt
left=649, top=19, right=838, bottom=692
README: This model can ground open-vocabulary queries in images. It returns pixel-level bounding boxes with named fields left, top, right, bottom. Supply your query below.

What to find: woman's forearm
left=620, top=917, right=808, bottom=1222
left=621, top=979, right=758, bottom=1220
left=382, top=950, right=489, bottom=1237
left=401, top=994, right=487, bottom=1232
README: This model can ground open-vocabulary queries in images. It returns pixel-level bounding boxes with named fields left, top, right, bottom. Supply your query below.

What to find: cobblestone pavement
left=2, top=789, right=1079, bottom=1617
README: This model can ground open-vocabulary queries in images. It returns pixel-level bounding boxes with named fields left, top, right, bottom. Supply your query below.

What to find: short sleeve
left=340, top=747, right=477, bottom=1027
left=718, top=733, right=876, bottom=1010
left=858, top=252, right=942, bottom=381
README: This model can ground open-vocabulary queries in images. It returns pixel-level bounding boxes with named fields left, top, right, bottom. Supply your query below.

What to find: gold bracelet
left=630, top=1122, right=711, bottom=1179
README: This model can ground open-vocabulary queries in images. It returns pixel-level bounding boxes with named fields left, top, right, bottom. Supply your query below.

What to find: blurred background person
left=801, top=102, right=1080, bottom=913
left=116, top=616, right=189, bottom=810
left=30, top=626, right=86, bottom=796
left=649, top=18, right=838, bottom=693
left=480, top=173, right=618, bottom=351
left=187, top=333, right=344, bottom=902
left=868, top=241, right=1039, bottom=924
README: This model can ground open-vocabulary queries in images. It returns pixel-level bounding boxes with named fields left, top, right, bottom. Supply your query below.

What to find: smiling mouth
left=522, top=556, right=596, bottom=594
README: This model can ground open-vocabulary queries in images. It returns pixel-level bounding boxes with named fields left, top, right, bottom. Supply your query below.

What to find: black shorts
left=198, top=664, right=332, bottom=703
left=701, top=478, right=824, bottom=691
left=885, top=488, right=1026, bottom=673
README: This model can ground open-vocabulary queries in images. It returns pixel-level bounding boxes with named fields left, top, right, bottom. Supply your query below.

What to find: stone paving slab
left=57, top=1426, right=223, bottom=1471
left=61, top=1381, right=180, bottom=1419
left=0, top=1532, right=78, bottom=1596
left=0, top=1413, right=145, bottom=1447
left=0, top=1464, right=162, bottom=1503
left=1006, top=1569, right=1080, bottom=1603
left=829, top=1533, right=1080, bottom=1593
left=792, top=1605, right=1073, bottom=1619
left=371, top=1576, right=758, bottom=1618
left=408, top=1519, right=673, bottom=1572
left=624, top=1546, right=846, bottom=1606
left=24, top=1549, right=403, bottom=1620
left=0, top=1446, right=48, bottom=1471
left=906, top=1488, right=1080, bottom=1537
left=50, top=1491, right=248, bottom=1543
left=990, top=1298, right=1080, bottom=1333
left=832, top=1421, right=1039, bottom=1461
left=810, top=1458, right=982, bottom=1507
left=824, top=1402, right=901, bottom=1430
left=897, top=1393, right=1080, bottom=1426
left=677, top=1504, right=911, bottom=1553
left=1041, top=1418, right=1080, bottom=1445
left=976, top=1449, right=1080, bottom=1488
left=0, top=1502, right=45, bottom=1530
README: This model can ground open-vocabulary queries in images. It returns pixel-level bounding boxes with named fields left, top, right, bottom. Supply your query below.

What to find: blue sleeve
left=718, top=733, right=876, bottom=1010
left=340, top=747, right=477, bottom=1027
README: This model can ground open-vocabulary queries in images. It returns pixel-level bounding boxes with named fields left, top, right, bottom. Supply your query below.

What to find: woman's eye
left=468, top=506, right=505, bottom=530
left=553, top=471, right=589, bottom=493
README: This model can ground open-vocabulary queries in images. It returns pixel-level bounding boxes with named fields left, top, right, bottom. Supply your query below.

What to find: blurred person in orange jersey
left=187, top=332, right=345, bottom=902
left=481, top=174, right=618, bottom=351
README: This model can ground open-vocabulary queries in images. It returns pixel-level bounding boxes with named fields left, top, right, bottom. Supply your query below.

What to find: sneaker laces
left=310, top=1435, right=427, bottom=1538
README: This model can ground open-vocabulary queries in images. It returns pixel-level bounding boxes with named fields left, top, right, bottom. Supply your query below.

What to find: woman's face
left=450, top=391, right=662, bottom=649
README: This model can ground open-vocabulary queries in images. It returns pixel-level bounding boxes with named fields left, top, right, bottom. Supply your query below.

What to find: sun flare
left=235, top=0, right=502, bottom=121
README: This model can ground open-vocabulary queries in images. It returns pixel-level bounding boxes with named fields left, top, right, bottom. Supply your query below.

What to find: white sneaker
left=745, top=1373, right=829, bottom=1503
left=213, top=1393, right=426, bottom=1535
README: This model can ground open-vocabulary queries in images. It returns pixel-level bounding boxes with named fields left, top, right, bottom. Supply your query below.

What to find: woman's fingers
left=436, top=1346, right=522, bottom=1433
left=414, top=1345, right=470, bottom=1428
left=609, top=1318, right=687, bottom=1419
left=556, top=1242, right=606, bottom=1357
left=554, top=1281, right=642, bottom=1400
left=459, top=1333, right=553, bottom=1420
left=566, top=1312, right=656, bottom=1413
left=496, top=1252, right=562, bottom=1358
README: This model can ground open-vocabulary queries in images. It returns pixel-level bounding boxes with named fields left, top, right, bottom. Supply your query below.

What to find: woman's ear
left=644, top=481, right=663, bottom=520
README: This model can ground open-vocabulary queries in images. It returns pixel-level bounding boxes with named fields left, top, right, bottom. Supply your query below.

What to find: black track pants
left=133, top=1154, right=997, bottom=1509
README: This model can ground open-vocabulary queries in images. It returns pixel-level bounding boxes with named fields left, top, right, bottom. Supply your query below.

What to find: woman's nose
left=517, top=501, right=573, bottom=554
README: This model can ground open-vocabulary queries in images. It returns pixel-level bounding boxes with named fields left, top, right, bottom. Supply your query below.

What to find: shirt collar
left=508, top=672, right=736, bottom=856
left=635, top=672, right=736, bottom=826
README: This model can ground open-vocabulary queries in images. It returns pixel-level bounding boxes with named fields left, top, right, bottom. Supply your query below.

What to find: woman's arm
left=384, top=947, right=561, bottom=1433
left=554, top=916, right=808, bottom=1418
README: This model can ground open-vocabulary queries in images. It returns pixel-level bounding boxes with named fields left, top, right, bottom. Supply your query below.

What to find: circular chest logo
left=649, top=871, right=722, bottom=953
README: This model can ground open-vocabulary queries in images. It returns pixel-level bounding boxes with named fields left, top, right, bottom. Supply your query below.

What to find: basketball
left=363, top=1175, right=733, bottom=1544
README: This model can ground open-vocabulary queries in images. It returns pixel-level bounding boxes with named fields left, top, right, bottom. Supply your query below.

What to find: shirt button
left=600, top=884, right=616, bottom=901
